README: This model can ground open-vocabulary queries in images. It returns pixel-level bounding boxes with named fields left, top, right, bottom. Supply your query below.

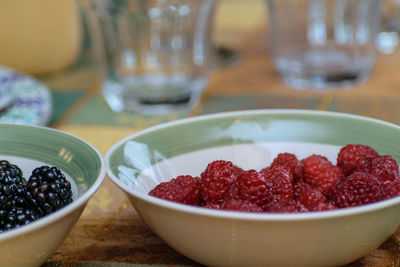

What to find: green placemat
left=46, top=89, right=400, bottom=128
left=199, top=93, right=400, bottom=125
left=49, top=90, right=85, bottom=126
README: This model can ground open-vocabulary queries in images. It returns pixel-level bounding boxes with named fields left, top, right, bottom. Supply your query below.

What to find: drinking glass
left=377, top=0, right=400, bottom=54
left=266, top=0, right=381, bottom=90
left=82, top=0, right=216, bottom=114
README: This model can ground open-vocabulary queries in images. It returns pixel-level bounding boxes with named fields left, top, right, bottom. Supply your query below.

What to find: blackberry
left=0, top=207, right=38, bottom=233
left=26, top=166, right=73, bottom=217
left=0, top=160, right=28, bottom=211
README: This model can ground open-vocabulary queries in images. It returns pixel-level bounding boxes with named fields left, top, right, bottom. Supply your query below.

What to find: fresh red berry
left=221, top=199, right=263, bottom=212
left=294, top=182, right=329, bottom=210
left=265, top=199, right=308, bottom=213
left=149, top=144, right=398, bottom=214
left=261, top=166, right=294, bottom=203
left=234, top=165, right=245, bottom=175
left=311, top=202, right=337, bottom=212
left=200, top=160, right=240, bottom=204
left=337, top=144, right=378, bottom=175
left=269, top=153, right=303, bottom=182
left=356, top=155, right=399, bottom=183
left=328, top=172, right=384, bottom=208
left=224, top=181, right=241, bottom=201
left=236, top=170, right=273, bottom=209
left=303, top=155, right=344, bottom=192
left=203, top=203, right=221, bottom=210
left=149, top=175, right=201, bottom=205
left=382, top=179, right=400, bottom=199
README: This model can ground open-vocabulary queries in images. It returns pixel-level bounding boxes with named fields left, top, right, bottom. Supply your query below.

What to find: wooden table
left=37, top=1, right=400, bottom=266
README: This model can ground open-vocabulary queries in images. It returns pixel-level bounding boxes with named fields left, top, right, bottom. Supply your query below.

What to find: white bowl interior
left=121, top=142, right=341, bottom=194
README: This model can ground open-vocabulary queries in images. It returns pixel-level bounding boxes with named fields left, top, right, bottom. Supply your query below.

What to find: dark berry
left=0, top=207, right=38, bottom=232
left=337, top=144, right=378, bottom=175
left=0, top=160, right=23, bottom=180
left=149, top=175, right=200, bottom=206
left=0, top=160, right=28, bottom=211
left=26, top=166, right=73, bottom=217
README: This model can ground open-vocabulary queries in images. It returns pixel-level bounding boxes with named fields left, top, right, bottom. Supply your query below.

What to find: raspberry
left=200, top=160, right=240, bottom=204
left=382, top=179, right=400, bottom=199
left=261, top=166, right=294, bottom=203
left=294, top=182, right=329, bottom=211
left=337, top=144, right=378, bottom=175
left=303, top=155, right=344, bottom=192
left=149, top=175, right=200, bottom=206
left=236, top=170, right=273, bottom=209
left=328, top=172, right=384, bottom=208
left=265, top=199, right=308, bottom=213
left=268, top=153, right=303, bottom=182
left=234, top=166, right=245, bottom=175
left=354, top=157, right=374, bottom=174
left=355, top=155, right=400, bottom=199
left=224, top=181, right=241, bottom=201
left=356, top=155, right=399, bottom=183
left=220, top=199, right=263, bottom=212
left=203, top=203, right=220, bottom=210
left=311, top=202, right=337, bottom=212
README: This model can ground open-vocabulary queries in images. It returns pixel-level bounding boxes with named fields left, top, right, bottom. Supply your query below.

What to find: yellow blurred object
left=0, top=0, right=81, bottom=76
left=214, top=0, right=266, bottom=49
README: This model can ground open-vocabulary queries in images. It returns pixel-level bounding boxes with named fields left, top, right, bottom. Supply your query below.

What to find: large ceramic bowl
left=0, top=124, right=105, bottom=267
left=105, top=109, right=400, bottom=267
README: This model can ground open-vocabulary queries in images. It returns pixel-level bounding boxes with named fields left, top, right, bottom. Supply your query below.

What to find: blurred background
left=2, top=0, right=400, bottom=150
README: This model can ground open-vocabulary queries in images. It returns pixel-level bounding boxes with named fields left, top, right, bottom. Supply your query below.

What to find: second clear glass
left=266, top=0, right=381, bottom=90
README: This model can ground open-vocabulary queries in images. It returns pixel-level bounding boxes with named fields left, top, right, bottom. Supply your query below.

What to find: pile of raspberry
left=148, top=144, right=400, bottom=213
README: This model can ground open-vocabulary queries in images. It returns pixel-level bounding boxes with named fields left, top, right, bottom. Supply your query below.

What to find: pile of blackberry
left=0, top=160, right=73, bottom=233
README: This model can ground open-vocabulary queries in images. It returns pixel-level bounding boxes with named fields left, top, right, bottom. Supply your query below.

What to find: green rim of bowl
left=107, top=109, right=400, bottom=175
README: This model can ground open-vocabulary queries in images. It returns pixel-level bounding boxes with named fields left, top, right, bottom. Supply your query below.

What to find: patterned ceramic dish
left=105, top=109, right=400, bottom=267
left=0, top=66, right=52, bottom=126
left=0, top=70, right=14, bottom=115
left=0, top=124, right=105, bottom=267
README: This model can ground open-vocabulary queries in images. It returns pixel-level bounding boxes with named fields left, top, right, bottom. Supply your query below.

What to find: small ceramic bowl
left=0, top=124, right=105, bottom=267
left=105, top=109, right=400, bottom=267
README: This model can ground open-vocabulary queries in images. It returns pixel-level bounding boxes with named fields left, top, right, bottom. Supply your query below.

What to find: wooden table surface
left=35, top=1, right=400, bottom=266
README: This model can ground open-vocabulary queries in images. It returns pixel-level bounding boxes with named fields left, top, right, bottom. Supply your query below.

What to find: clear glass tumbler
left=82, top=0, right=216, bottom=114
left=376, top=0, right=400, bottom=54
left=266, top=0, right=381, bottom=90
